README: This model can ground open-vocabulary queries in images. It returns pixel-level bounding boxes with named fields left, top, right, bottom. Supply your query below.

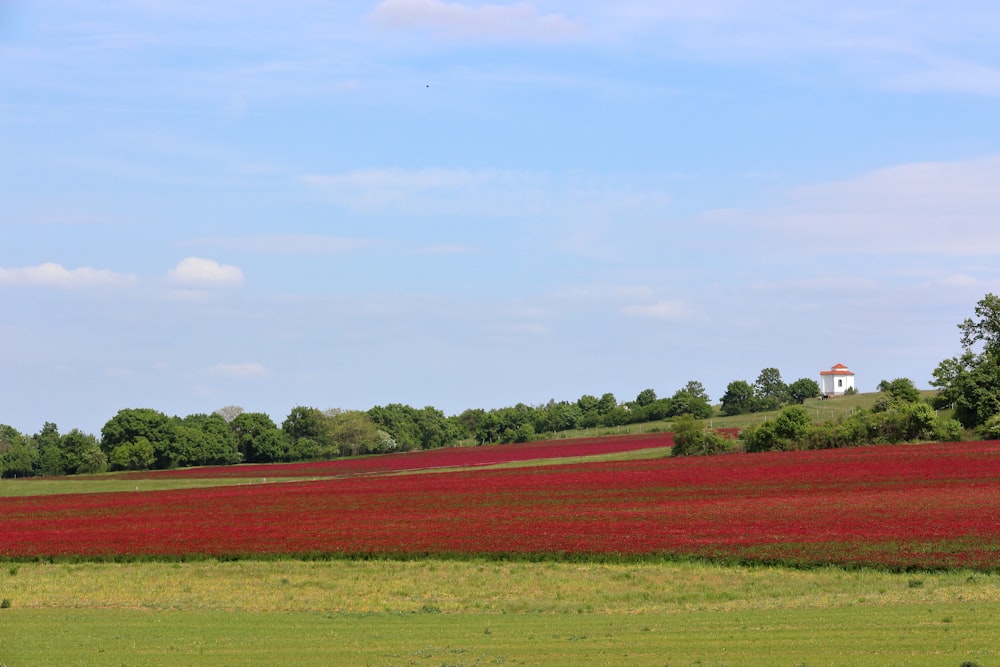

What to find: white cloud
left=622, top=300, right=691, bottom=320
left=939, top=273, right=980, bottom=287
left=726, top=155, right=1000, bottom=256
left=0, top=262, right=137, bottom=289
left=370, top=0, right=583, bottom=42
left=167, top=257, right=244, bottom=288
left=209, top=362, right=270, bottom=378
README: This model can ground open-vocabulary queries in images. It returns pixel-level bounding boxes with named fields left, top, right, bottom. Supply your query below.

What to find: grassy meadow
left=512, top=391, right=907, bottom=442
left=2, top=559, right=998, bottom=665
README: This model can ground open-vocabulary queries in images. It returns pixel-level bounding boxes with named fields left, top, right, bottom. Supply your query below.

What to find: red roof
left=820, top=363, right=854, bottom=376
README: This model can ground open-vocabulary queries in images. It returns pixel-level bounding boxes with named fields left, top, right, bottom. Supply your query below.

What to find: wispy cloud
left=299, top=168, right=523, bottom=215
left=299, top=167, right=671, bottom=222
left=209, top=362, right=270, bottom=378
left=717, top=155, right=1000, bottom=256
left=886, top=57, right=1000, bottom=96
left=369, top=0, right=584, bottom=42
left=167, top=257, right=244, bottom=288
left=591, top=1, right=1000, bottom=95
left=0, top=262, right=137, bottom=289
left=622, top=300, right=691, bottom=321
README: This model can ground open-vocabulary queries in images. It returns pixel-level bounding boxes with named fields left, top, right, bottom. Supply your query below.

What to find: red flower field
left=3, top=437, right=1000, bottom=570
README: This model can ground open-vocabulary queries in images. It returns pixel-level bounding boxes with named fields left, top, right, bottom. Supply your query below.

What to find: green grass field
left=2, top=559, right=997, bottom=665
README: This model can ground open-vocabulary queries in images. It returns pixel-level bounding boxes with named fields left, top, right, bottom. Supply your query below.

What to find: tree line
left=4, top=293, right=1000, bottom=477
left=0, top=381, right=717, bottom=477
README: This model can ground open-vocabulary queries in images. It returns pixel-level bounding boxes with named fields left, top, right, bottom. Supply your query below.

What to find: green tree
left=931, top=294, right=1000, bottom=428
left=720, top=380, right=756, bottom=416
left=683, top=380, right=710, bottom=403
left=596, top=392, right=618, bottom=415
left=109, top=437, right=156, bottom=471
left=175, top=413, right=241, bottom=466
left=455, top=408, right=484, bottom=440
left=282, top=406, right=331, bottom=457
left=61, top=429, right=106, bottom=474
left=1, top=424, right=38, bottom=478
left=635, top=388, right=657, bottom=407
left=959, top=292, right=1000, bottom=352
left=576, top=394, right=599, bottom=414
left=101, top=408, right=182, bottom=469
left=535, top=401, right=582, bottom=433
left=231, top=412, right=287, bottom=462
left=666, top=388, right=713, bottom=419
left=33, top=421, right=64, bottom=476
left=754, top=367, right=788, bottom=411
left=325, top=409, right=380, bottom=457
left=788, top=378, right=821, bottom=404
left=877, top=377, right=920, bottom=403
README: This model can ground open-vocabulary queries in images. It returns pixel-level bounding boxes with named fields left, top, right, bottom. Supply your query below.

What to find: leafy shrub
left=742, top=406, right=811, bottom=453
left=671, top=414, right=731, bottom=456
left=977, top=413, right=1000, bottom=439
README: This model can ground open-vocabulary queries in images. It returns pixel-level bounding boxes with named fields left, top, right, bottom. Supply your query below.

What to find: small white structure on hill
left=820, top=363, right=856, bottom=396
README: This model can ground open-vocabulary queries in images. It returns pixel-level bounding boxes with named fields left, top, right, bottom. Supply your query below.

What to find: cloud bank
left=0, top=262, right=137, bottom=289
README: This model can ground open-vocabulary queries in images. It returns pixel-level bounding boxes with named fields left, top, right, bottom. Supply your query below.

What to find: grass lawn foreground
left=1, top=559, right=998, bottom=665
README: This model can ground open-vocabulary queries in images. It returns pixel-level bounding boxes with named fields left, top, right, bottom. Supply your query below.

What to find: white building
left=820, top=363, right=856, bottom=396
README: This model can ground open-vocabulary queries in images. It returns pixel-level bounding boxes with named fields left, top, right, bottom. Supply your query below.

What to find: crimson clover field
left=3, top=434, right=1000, bottom=570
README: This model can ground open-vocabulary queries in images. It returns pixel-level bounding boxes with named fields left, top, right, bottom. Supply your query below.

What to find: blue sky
left=4, top=1, right=1000, bottom=435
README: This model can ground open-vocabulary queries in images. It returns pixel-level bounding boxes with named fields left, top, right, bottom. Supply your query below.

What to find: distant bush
left=740, top=401, right=964, bottom=453
left=671, top=415, right=731, bottom=457
left=742, top=406, right=811, bottom=453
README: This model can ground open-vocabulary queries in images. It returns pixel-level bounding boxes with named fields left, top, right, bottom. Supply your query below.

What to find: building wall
left=821, top=374, right=855, bottom=395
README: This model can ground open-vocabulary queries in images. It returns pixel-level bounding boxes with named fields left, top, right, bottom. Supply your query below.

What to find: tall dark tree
left=634, top=388, right=657, bottom=407
left=282, top=406, right=324, bottom=440
left=231, top=412, right=286, bottom=462
left=932, top=294, right=1000, bottom=428
left=753, top=367, right=788, bottom=411
left=34, top=421, right=64, bottom=475
left=720, top=380, right=756, bottom=416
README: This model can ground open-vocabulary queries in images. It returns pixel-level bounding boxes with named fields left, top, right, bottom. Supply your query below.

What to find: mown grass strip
left=0, top=476, right=303, bottom=498
left=1, top=560, right=997, bottom=666
left=0, top=447, right=672, bottom=498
